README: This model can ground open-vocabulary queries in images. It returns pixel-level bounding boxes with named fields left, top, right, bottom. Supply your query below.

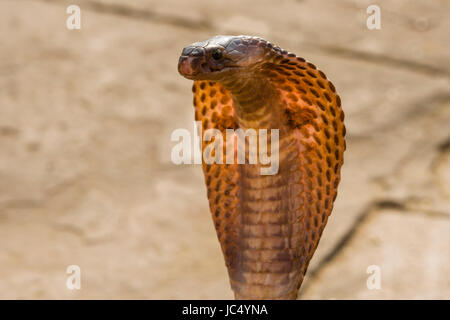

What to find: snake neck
left=221, top=73, right=287, bottom=131
left=219, top=72, right=304, bottom=299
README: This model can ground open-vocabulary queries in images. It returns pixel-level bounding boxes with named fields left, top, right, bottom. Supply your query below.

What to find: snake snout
left=178, top=55, right=204, bottom=78
left=178, top=45, right=207, bottom=78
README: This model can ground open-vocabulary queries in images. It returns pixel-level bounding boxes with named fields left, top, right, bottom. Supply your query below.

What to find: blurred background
left=0, top=0, right=449, bottom=299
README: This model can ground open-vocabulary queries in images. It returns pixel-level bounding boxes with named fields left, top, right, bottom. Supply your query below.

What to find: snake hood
left=177, top=35, right=346, bottom=300
left=178, top=35, right=270, bottom=80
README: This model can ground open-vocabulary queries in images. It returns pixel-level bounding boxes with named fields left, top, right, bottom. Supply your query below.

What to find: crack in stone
left=303, top=42, right=450, bottom=78
left=371, top=97, right=450, bottom=185
left=375, top=92, right=450, bottom=134
left=34, top=0, right=213, bottom=30
left=49, top=222, right=114, bottom=245
left=430, top=137, right=450, bottom=196
left=346, top=92, right=450, bottom=140
left=438, top=138, right=450, bottom=152
left=0, top=199, right=43, bottom=212
left=298, top=198, right=449, bottom=296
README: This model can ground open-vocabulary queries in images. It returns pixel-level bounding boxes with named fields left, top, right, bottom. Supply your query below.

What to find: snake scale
left=178, top=35, right=346, bottom=300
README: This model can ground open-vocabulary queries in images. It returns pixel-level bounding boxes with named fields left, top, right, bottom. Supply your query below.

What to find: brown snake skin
left=178, top=35, right=346, bottom=299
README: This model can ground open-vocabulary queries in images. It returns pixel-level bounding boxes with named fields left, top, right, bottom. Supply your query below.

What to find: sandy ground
left=0, top=0, right=449, bottom=299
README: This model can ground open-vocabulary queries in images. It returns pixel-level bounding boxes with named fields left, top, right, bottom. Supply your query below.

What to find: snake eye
left=212, top=49, right=223, bottom=60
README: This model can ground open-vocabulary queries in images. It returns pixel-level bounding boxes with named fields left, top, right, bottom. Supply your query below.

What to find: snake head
left=178, top=35, right=268, bottom=81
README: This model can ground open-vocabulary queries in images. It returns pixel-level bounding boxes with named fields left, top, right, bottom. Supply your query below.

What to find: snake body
left=178, top=35, right=345, bottom=299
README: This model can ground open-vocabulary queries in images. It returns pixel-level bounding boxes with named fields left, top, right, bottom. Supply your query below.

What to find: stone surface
left=301, top=208, right=450, bottom=299
left=0, top=0, right=448, bottom=299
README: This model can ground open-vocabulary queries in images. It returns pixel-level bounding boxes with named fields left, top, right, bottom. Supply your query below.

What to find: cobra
left=178, top=35, right=346, bottom=300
